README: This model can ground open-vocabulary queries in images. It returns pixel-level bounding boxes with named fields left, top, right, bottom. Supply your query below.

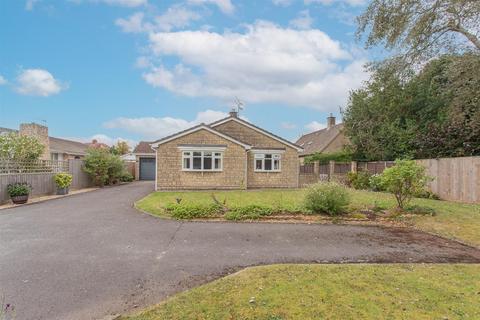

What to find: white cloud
left=304, top=0, right=366, bottom=6
left=272, top=0, right=293, bottom=6
left=305, top=121, right=326, bottom=132
left=116, top=7, right=201, bottom=33
left=115, top=12, right=145, bottom=33
left=25, top=0, right=40, bottom=10
left=15, top=69, right=66, bottom=97
left=0, top=75, right=7, bottom=85
left=188, top=0, right=234, bottom=14
left=103, top=109, right=229, bottom=140
left=68, top=135, right=136, bottom=148
left=281, top=122, right=296, bottom=129
left=70, top=0, right=147, bottom=7
left=289, top=10, right=313, bottom=30
left=142, top=21, right=369, bottom=111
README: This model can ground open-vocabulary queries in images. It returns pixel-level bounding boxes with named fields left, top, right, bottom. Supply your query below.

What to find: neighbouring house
left=0, top=123, right=88, bottom=160
left=132, top=141, right=156, bottom=181
left=85, top=139, right=110, bottom=150
left=148, top=111, right=303, bottom=190
left=295, top=115, right=348, bottom=163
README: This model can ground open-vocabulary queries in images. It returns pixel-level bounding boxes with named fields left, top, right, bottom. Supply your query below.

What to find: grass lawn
left=119, top=264, right=480, bottom=320
left=136, top=189, right=480, bottom=247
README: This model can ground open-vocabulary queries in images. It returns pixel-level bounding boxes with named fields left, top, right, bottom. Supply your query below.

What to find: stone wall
left=156, top=129, right=247, bottom=190
left=214, top=120, right=299, bottom=188
left=19, top=123, right=50, bottom=160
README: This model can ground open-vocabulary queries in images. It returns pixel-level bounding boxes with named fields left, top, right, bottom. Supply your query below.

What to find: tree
left=0, top=132, right=45, bottom=161
left=110, top=141, right=130, bottom=155
left=342, top=53, right=480, bottom=160
left=380, top=159, right=431, bottom=209
left=357, top=0, right=480, bottom=69
left=83, top=148, right=128, bottom=186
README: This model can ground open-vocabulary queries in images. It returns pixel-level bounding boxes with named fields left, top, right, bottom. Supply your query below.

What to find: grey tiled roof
left=296, top=123, right=344, bottom=156
left=49, top=137, right=88, bottom=155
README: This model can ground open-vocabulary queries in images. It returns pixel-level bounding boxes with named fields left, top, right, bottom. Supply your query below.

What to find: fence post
left=351, top=161, right=357, bottom=173
left=329, top=160, right=335, bottom=181
left=313, top=161, right=319, bottom=175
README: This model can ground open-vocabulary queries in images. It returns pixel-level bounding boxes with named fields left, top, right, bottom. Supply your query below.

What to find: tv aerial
left=232, top=96, right=244, bottom=114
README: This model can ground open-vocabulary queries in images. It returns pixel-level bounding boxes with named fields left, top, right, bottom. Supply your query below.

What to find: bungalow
left=147, top=111, right=303, bottom=190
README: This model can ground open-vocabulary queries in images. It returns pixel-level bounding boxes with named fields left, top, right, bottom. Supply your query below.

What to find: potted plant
left=7, top=182, right=32, bottom=204
left=54, top=173, right=73, bottom=195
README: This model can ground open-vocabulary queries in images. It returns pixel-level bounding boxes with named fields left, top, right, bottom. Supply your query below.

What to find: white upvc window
left=254, top=153, right=281, bottom=172
left=182, top=151, right=223, bottom=171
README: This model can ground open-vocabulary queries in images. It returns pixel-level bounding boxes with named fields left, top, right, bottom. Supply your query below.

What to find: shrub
left=0, top=132, right=45, bottom=161
left=83, top=148, right=126, bottom=186
left=119, top=172, right=134, bottom=182
left=7, top=182, right=31, bottom=197
left=303, top=182, right=350, bottom=216
left=380, top=159, right=432, bottom=209
left=346, top=171, right=371, bottom=190
left=368, top=174, right=385, bottom=191
left=225, top=205, right=273, bottom=220
left=54, top=173, right=73, bottom=189
left=165, top=203, right=224, bottom=219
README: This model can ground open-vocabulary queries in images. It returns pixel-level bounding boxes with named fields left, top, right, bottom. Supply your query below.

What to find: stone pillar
left=19, top=123, right=50, bottom=160
left=351, top=161, right=357, bottom=173
left=329, top=160, right=335, bottom=181
left=313, top=161, right=320, bottom=175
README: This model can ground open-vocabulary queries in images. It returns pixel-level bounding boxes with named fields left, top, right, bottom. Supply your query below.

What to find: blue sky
left=0, top=0, right=371, bottom=147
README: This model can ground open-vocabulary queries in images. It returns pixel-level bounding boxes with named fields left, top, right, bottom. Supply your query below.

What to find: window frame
left=253, top=152, right=282, bottom=172
left=180, top=149, right=224, bottom=172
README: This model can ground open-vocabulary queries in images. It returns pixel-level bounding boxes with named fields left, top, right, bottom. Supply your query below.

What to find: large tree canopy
left=0, top=133, right=45, bottom=161
left=357, top=0, right=480, bottom=68
left=342, top=54, right=480, bottom=160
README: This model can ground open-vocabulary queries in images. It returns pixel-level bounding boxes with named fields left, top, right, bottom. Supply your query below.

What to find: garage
left=139, top=157, right=156, bottom=180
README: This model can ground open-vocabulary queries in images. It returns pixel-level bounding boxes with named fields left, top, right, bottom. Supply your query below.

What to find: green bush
left=165, top=203, right=224, bottom=219
left=346, top=171, right=371, bottom=190
left=225, top=205, right=273, bottom=220
left=380, top=159, right=432, bottom=209
left=0, top=132, right=45, bottom=161
left=83, top=148, right=126, bottom=186
left=303, top=182, right=350, bottom=216
left=7, top=182, right=31, bottom=197
left=368, top=174, right=385, bottom=192
left=54, top=173, right=73, bottom=189
left=119, top=172, right=134, bottom=182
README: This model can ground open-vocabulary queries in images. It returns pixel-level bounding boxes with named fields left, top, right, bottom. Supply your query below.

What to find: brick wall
left=156, top=129, right=247, bottom=190
left=214, top=120, right=299, bottom=188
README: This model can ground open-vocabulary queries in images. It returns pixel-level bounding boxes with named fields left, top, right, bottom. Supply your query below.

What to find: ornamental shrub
left=83, top=148, right=127, bottom=186
left=380, top=159, right=432, bottom=209
left=54, top=173, right=73, bottom=189
left=368, top=173, right=385, bottom=191
left=225, top=205, right=273, bottom=220
left=7, top=182, right=31, bottom=197
left=165, top=203, right=224, bottom=219
left=304, top=182, right=350, bottom=216
left=346, top=171, right=371, bottom=190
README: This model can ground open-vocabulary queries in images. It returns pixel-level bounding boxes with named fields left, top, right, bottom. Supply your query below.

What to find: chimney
left=327, top=113, right=336, bottom=129
left=229, top=109, right=238, bottom=118
left=20, top=123, right=50, bottom=160
left=92, top=139, right=98, bottom=144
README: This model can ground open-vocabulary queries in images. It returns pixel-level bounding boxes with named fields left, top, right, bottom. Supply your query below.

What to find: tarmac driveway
left=1, top=182, right=479, bottom=320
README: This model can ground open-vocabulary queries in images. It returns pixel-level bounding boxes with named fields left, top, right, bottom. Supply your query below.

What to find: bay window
left=182, top=150, right=223, bottom=171
left=254, top=153, right=281, bottom=172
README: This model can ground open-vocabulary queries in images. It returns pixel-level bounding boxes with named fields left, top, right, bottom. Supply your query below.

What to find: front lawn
left=136, top=188, right=480, bottom=247
left=119, top=264, right=480, bottom=320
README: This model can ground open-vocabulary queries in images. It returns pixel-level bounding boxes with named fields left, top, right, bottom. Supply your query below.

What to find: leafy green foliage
left=165, top=203, right=224, bottom=219
left=119, top=172, right=134, bottom=182
left=83, top=148, right=127, bottom=186
left=0, top=132, right=45, bottom=161
left=380, top=160, right=431, bottom=209
left=343, top=54, right=480, bottom=160
left=110, top=141, right=130, bottom=155
left=368, top=174, right=385, bottom=192
left=304, top=150, right=353, bottom=164
left=304, top=182, right=350, bottom=216
left=225, top=205, right=273, bottom=220
left=7, top=182, right=31, bottom=197
left=54, top=173, right=73, bottom=189
left=357, top=0, right=480, bottom=69
left=346, top=171, right=371, bottom=190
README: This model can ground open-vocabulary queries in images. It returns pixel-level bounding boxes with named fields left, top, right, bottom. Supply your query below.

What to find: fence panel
left=68, top=159, right=93, bottom=189
left=300, top=163, right=314, bottom=174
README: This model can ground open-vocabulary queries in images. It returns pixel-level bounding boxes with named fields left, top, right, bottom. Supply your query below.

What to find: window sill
left=254, top=170, right=281, bottom=173
left=182, top=169, right=223, bottom=172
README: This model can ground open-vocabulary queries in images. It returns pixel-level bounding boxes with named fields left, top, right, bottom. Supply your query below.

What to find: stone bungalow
left=144, top=111, right=303, bottom=190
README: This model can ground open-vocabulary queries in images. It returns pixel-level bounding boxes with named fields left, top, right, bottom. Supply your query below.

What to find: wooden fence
left=299, top=157, right=480, bottom=203
left=0, top=159, right=93, bottom=203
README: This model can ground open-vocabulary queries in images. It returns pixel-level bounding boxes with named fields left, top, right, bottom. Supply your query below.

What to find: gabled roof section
left=210, top=116, right=304, bottom=152
left=49, top=137, right=89, bottom=155
left=133, top=141, right=155, bottom=154
left=296, top=123, right=344, bottom=156
left=150, top=124, right=252, bottom=149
